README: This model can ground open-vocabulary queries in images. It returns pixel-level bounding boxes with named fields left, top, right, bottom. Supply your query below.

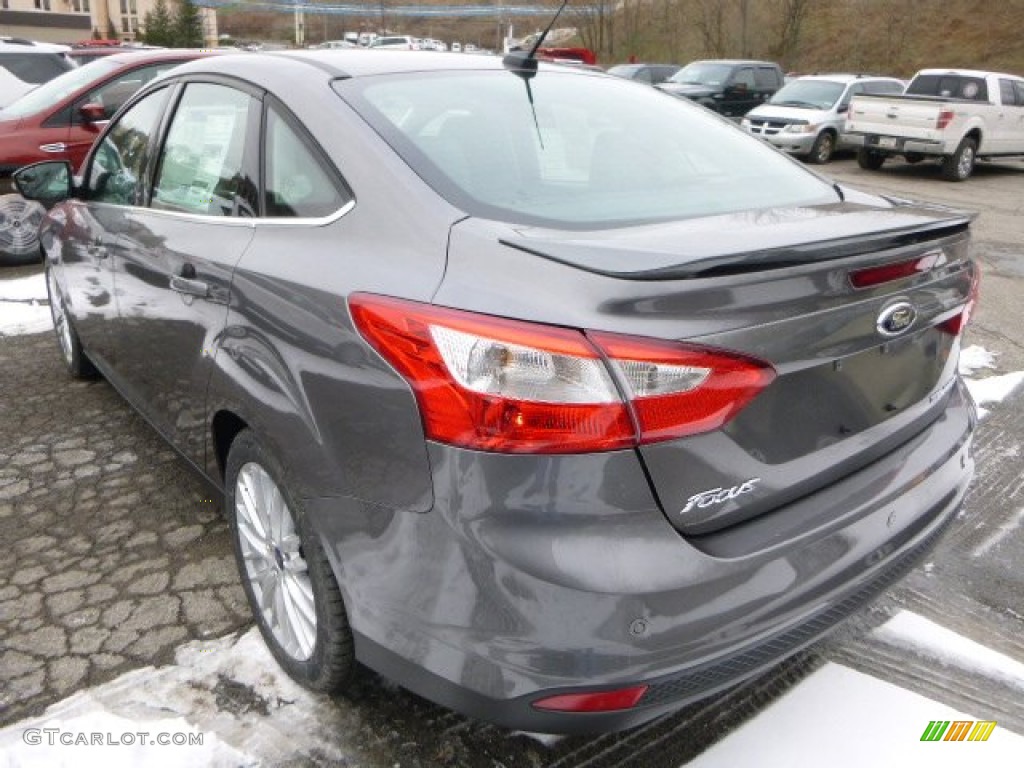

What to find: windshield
left=337, top=71, right=835, bottom=228
left=667, top=63, right=732, bottom=86
left=0, top=58, right=121, bottom=119
left=769, top=80, right=845, bottom=109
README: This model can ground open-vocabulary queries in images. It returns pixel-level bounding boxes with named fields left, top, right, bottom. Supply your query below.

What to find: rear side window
left=754, top=67, right=779, bottom=89
left=0, top=52, right=70, bottom=84
left=907, top=74, right=988, bottom=102
left=999, top=79, right=1019, bottom=106
left=732, top=68, right=756, bottom=89
left=867, top=80, right=904, bottom=95
left=1016, top=82, right=1024, bottom=106
left=263, top=105, right=351, bottom=218
left=152, top=83, right=258, bottom=217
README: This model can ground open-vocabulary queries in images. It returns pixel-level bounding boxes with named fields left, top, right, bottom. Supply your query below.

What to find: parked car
left=607, top=63, right=681, bottom=85
left=741, top=74, right=905, bottom=164
left=656, top=59, right=785, bottom=118
left=0, top=49, right=215, bottom=263
left=18, top=50, right=976, bottom=734
left=369, top=36, right=420, bottom=51
left=845, top=68, right=1024, bottom=180
left=0, top=37, right=75, bottom=109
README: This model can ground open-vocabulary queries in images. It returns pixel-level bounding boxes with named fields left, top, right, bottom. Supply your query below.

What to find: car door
left=64, top=62, right=182, bottom=173
left=1015, top=82, right=1024, bottom=151
left=106, top=80, right=259, bottom=464
left=994, top=78, right=1024, bottom=153
left=63, top=85, right=173, bottom=369
left=723, top=66, right=757, bottom=117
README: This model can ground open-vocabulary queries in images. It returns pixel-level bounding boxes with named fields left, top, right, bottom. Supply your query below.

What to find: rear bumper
left=842, top=132, right=949, bottom=155
left=307, top=379, right=975, bottom=733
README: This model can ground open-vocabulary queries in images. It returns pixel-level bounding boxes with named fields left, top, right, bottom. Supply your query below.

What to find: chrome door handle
left=39, top=143, right=67, bottom=153
left=169, top=275, right=210, bottom=298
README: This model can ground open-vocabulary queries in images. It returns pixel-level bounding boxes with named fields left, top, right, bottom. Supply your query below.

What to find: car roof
left=690, top=59, right=779, bottom=67
left=96, top=49, right=223, bottom=68
left=916, top=68, right=1023, bottom=81
left=0, top=38, right=71, bottom=53
left=790, top=74, right=903, bottom=84
left=165, top=50, right=581, bottom=81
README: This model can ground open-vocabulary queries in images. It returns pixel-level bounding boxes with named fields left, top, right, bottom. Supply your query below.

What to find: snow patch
left=686, top=663, right=1023, bottom=768
left=965, top=371, right=1024, bottom=408
left=958, top=344, right=997, bottom=376
left=0, top=272, right=51, bottom=336
left=0, top=272, right=46, bottom=302
left=874, top=611, right=1024, bottom=692
left=0, top=629, right=365, bottom=767
left=0, top=300, right=53, bottom=336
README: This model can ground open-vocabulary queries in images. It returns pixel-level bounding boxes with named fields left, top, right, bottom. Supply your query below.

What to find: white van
left=741, top=74, right=904, bottom=163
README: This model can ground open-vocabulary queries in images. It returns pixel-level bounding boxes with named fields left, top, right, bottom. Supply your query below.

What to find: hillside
left=217, top=0, right=1024, bottom=77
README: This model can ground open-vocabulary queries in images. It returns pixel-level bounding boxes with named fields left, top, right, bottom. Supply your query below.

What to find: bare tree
left=694, top=0, right=727, bottom=57
left=771, top=0, right=811, bottom=65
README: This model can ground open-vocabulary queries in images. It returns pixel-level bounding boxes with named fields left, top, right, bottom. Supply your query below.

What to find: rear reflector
left=350, top=294, right=775, bottom=454
left=532, top=685, right=649, bottom=713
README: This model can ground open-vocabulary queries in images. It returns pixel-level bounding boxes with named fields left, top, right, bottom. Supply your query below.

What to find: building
left=0, top=0, right=217, bottom=46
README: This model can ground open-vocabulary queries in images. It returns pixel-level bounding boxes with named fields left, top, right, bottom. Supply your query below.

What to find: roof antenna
left=503, top=0, right=569, bottom=80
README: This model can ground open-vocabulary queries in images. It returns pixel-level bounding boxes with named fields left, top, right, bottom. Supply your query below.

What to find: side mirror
left=13, top=160, right=73, bottom=206
left=837, top=103, right=850, bottom=114
left=728, top=82, right=749, bottom=94
left=79, top=102, right=108, bottom=124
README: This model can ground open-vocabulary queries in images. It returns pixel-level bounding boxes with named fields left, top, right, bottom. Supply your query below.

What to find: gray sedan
left=15, top=50, right=977, bottom=733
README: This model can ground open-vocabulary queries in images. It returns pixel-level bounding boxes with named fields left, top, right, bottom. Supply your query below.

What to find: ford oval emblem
left=877, top=302, right=917, bottom=337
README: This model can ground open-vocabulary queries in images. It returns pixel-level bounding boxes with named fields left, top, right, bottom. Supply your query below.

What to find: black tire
left=808, top=131, right=836, bottom=164
left=941, top=137, right=977, bottom=181
left=45, top=264, right=97, bottom=379
left=857, top=147, right=886, bottom=170
left=225, top=429, right=354, bottom=693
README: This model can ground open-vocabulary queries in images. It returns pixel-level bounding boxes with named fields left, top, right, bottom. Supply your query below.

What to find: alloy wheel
left=234, top=461, right=317, bottom=661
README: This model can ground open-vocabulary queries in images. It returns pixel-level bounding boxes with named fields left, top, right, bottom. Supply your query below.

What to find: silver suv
left=741, top=74, right=904, bottom=163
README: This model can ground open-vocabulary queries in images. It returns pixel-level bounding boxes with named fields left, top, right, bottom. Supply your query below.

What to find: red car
left=0, top=50, right=217, bottom=263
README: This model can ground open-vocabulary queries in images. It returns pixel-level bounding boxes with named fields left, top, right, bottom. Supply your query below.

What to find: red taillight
left=849, top=251, right=945, bottom=289
left=936, top=109, right=955, bottom=130
left=591, top=332, right=775, bottom=443
left=940, top=264, right=980, bottom=336
left=349, top=294, right=775, bottom=454
left=532, top=685, right=649, bottom=713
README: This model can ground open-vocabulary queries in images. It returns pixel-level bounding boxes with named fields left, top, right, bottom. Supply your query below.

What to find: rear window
left=337, top=70, right=835, bottom=229
left=0, top=58, right=121, bottom=119
left=0, top=52, right=72, bottom=84
left=907, top=74, right=989, bottom=102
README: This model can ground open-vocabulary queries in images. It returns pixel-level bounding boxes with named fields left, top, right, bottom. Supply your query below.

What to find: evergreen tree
left=174, top=0, right=205, bottom=48
left=143, top=0, right=175, bottom=46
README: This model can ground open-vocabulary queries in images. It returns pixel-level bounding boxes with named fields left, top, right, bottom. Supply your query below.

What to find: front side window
left=731, top=68, right=756, bottom=90
left=338, top=71, right=836, bottom=229
left=152, top=83, right=256, bottom=217
left=88, top=87, right=170, bottom=206
left=264, top=105, right=350, bottom=218
left=1015, top=82, right=1024, bottom=106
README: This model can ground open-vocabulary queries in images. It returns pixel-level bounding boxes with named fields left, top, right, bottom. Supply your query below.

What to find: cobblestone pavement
left=0, top=332, right=251, bottom=726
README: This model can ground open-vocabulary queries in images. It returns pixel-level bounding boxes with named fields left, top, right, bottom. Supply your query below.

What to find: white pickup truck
left=844, top=68, right=1024, bottom=180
